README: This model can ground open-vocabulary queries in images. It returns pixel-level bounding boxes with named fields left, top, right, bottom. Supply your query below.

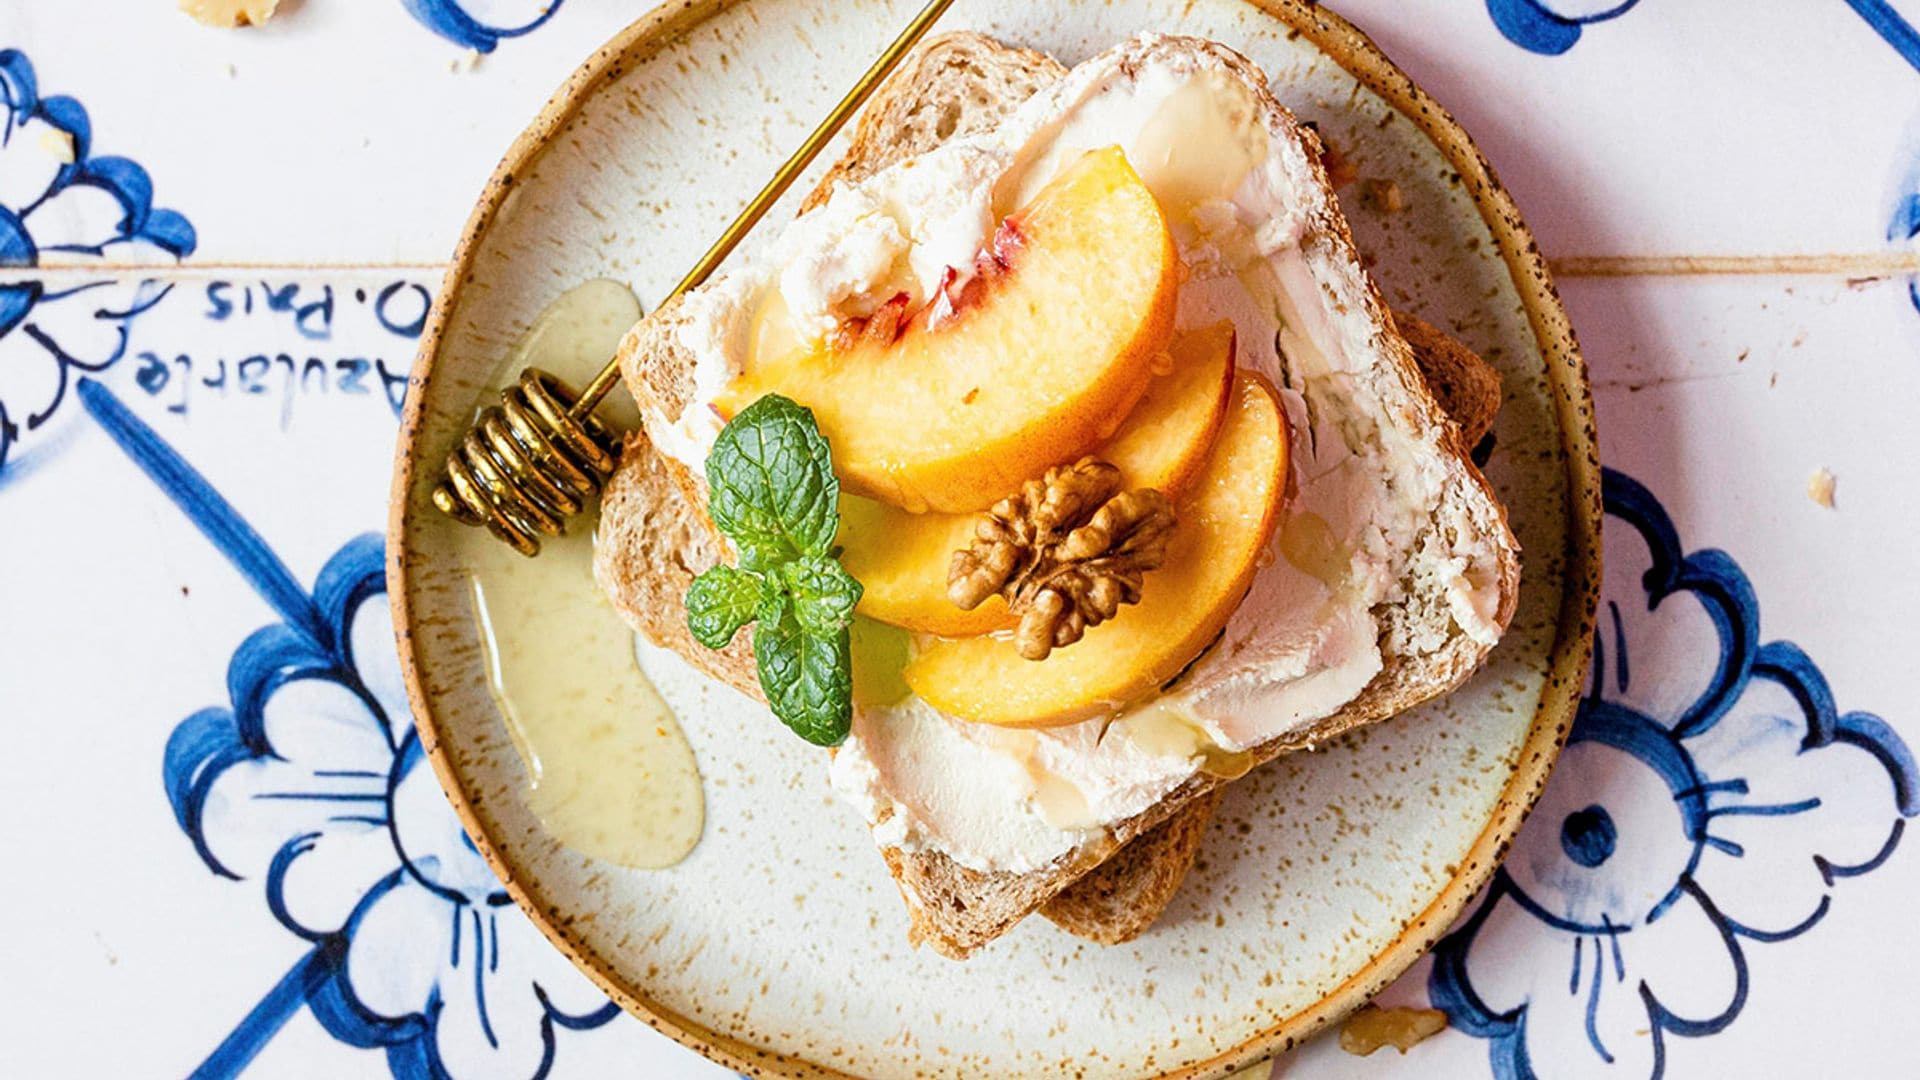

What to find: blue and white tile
left=1281, top=274, right=1920, bottom=1078
left=1283, top=449, right=1920, bottom=1075
left=4, top=1, right=656, bottom=266
left=1336, top=0, right=1920, bottom=258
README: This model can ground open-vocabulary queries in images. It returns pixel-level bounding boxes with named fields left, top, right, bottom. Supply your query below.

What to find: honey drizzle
left=457, top=279, right=705, bottom=869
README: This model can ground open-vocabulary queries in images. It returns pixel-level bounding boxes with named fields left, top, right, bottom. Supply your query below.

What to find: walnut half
left=948, top=458, right=1176, bottom=660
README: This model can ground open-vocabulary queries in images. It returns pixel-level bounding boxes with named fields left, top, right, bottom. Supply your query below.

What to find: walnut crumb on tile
left=1339, top=1004, right=1448, bottom=1056
left=1304, top=121, right=1359, bottom=189
left=180, top=0, right=279, bottom=29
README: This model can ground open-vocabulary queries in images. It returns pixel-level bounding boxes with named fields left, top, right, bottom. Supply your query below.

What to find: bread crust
left=598, top=32, right=1520, bottom=959
left=1396, top=311, right=1502, bottom=448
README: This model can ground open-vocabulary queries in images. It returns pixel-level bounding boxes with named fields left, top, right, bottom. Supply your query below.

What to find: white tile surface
left=2, top=1, right=1917, bottom=1077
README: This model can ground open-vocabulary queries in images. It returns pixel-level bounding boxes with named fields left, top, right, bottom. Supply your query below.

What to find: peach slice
left=903, top=371, right=1290, bottom=727
left=839, top=495, right=1012, bottom=636
left=840, top=323, right=1237, bottom=636
left=1099, top=321, right=1237, bottom=495
left=718, top=146, right=1181, bottom=513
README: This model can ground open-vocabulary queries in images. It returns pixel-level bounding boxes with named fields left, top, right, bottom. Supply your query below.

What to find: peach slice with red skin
left=840, top=322, right=1239, bottom=636
left=903, top=370, right=1291, bottom=727
left=717, top=145, right=1182, bottom=514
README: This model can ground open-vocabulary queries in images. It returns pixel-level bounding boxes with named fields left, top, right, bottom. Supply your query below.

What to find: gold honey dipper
left=434, top=0, right=956, bottom=555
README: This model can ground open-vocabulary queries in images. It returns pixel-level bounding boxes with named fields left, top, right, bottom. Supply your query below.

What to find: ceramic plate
left=390, top=1, right=1600, bottom=1075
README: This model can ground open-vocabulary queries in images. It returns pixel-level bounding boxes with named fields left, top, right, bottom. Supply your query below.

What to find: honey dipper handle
left=568, top=0, right=958, bottom=419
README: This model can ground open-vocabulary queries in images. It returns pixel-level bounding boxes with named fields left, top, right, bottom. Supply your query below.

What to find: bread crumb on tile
left=1807, top=467, right=1837, bottom=509
left=37, top=128, right=74, bottom=164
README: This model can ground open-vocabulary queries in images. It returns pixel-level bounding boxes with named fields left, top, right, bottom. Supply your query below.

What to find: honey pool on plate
left=456, top=279, right=705, bottom=869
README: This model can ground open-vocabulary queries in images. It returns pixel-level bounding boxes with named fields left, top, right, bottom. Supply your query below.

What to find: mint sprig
left=685, top=395, right=863, bottom=746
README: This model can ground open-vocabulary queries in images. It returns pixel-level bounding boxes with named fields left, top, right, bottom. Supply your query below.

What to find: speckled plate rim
left=388, top=1, right=1603, bottom=1075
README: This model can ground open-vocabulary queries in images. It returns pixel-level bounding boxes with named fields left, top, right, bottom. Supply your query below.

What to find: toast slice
left=599, top=33, right=1519, bottom=958
left=817, top=35, right=1507, bottom=944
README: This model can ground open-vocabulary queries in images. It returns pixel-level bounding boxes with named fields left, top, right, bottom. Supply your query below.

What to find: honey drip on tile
left=456, top=279, right=704, bottom=869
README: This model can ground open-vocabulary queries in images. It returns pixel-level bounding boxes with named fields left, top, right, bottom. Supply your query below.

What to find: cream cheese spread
left=645, top=36, right=1507, bottom=874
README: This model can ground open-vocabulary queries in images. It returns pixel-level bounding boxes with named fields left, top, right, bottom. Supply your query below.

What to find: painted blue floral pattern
left=1889, top=121, right=1920, bottom=313
left=1485, top=0, right=1641, bottom=56
left=1844, top=0, right=1920, bottom=72
left=1429, top=468, right=1917, bottom=1078
left=400, top=0, right=566, bottom=53
left=1488, top=0, right=1920, bottom=71
left=76, top=379, right=618, bottom=1079
left=0, top=48, right=193, bottom=478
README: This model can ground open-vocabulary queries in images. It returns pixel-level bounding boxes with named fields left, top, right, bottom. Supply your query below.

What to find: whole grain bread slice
left=784, top=34, right=1509, bottom=947
left=599, top=33, right=1519, bottom=959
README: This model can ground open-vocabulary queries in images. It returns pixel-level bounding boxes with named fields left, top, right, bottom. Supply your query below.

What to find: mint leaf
left=705, top=395, right=839, bottom=567
left=685, top=393, right=862, bottom=747
left=755, top=586, right=790, bottom=632
left=685, top=565, right=765, bottom=649
left=783, top=555, right=863, bottom=638
left=754, top=607, right=853, bottom=746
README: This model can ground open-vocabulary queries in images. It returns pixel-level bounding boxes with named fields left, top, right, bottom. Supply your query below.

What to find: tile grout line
left=4, top=252, right=1919, bottom=280
left=1546, top=253, right=1920, bottom=278
left=4, top=261, right=453, bottom=277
